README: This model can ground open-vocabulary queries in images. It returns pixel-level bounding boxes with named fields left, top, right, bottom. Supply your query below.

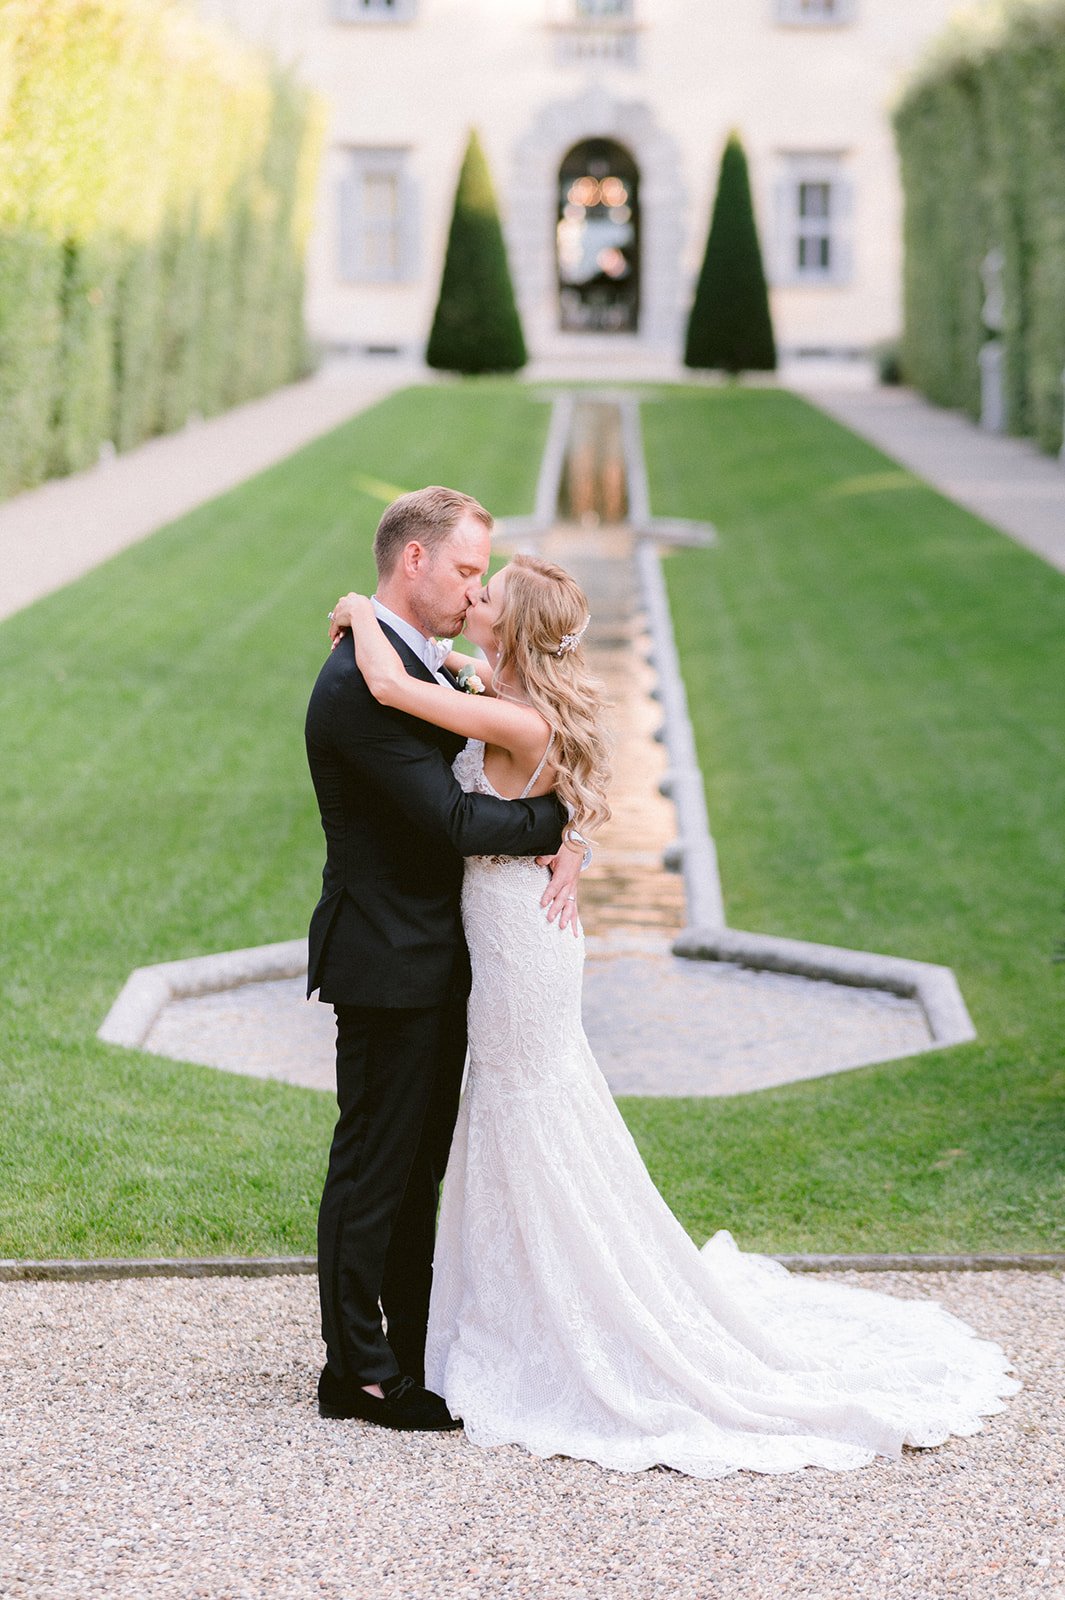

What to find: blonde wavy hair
left=492, top=554, right=611, bottom=836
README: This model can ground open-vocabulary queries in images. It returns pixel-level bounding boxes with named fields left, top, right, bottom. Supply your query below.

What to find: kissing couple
left=304, top=485, right=1017, bottom=1478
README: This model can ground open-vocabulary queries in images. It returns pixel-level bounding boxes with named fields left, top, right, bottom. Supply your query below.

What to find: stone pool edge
left=4, top=1253, right=1061, bottom=1283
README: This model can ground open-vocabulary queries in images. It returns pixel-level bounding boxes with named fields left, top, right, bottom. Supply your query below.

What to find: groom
left=305, top=485, right=579, bottom=1431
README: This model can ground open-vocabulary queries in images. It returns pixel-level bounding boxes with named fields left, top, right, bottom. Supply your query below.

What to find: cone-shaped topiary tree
left=427, top=130, right=526, bottom=374
left=684, top=132, right=776, bottom=374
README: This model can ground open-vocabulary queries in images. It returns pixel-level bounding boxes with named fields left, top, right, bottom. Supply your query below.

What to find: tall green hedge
left=0, top=0, right=324, bottom=499
left=894, top=0, right=1065, bottom=454
left=426, top=130, right=526, bottom=375
left=684, top=132, right=776, bottom=376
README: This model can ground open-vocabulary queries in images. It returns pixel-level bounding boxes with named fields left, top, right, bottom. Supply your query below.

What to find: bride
left=327, top=554, right=1018, bottom=1479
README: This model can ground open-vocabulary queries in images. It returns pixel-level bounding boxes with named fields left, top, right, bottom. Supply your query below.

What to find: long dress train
left=424, top=739, right=1019, bottom=1478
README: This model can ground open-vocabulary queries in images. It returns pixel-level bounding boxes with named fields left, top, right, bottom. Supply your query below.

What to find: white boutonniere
left=456, top=665, right=486, bottom=695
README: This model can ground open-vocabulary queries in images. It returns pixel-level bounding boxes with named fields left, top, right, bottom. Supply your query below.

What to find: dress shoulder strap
left=518, top=731, right=554, bottom=800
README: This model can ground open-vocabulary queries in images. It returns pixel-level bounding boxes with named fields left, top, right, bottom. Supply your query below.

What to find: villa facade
left=194, top=0, right=972, bottom=366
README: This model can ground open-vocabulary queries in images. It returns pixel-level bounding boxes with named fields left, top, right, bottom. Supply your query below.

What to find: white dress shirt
left=371, top=598, right=451, bottom=685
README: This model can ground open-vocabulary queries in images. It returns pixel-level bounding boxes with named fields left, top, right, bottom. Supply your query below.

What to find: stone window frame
left=574, top=0, right=635, bottom=16
left=547, top=0, right=641, bottom=67
left=510, top=88, right=686, bottom=352
left=773, top=0, right=856, bottom=25
left=772, top=153, right=854, bottom=287
left=337, top=148, right=419, bottom=285
left=330, top=0, right=417, bottom=23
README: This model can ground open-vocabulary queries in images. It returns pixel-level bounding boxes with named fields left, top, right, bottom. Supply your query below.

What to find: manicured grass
left=2, top=379, right=1061, bottom=1258
left=626, top=386, right=1064, bottom=1252
left=0, top=382, right=550, bottom=1258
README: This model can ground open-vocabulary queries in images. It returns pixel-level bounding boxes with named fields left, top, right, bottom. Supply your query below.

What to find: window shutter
left=832, top=175, right=854, bottom=284
left=331, top=0, right=417, bottom=20
left=773, top=0, right=857, bottom=24
left=338, top=171, right=363, bottom=282
left=398, top=166, right=420, bottom=282
left=772, top=177, right=795, bottom=285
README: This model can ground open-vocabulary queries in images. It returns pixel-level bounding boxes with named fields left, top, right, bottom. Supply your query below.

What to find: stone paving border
left=671, top=927, right=974, bottom=1050
left=775, top=1254, right=1064, bottom=1274
left=0, top=1256, right=317, bottom=1282
left=635, top=536, right=725, bottom=932
left=98, top=938, right=306, bottom=1050
left=3, top=1252, right=1060, bottom=1283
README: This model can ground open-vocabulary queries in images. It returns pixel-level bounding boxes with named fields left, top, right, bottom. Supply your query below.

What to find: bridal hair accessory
left=555, top=614, right=591, bottom=657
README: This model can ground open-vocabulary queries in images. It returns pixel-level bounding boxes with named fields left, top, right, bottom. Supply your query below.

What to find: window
left=774, top=156, right=853, bottom=285
left=575, top=0, right=633, bottom=15
left=550, top=0, right=639, bottom=66
left=557, top=139, right=640, bottom=333
left=797, top=181, right=831, bottom=271
left=331, top=0, right=416, bottom=22
left=774, top=0, right=855, bottom=24
left=338, top=150, right=418, bottom=283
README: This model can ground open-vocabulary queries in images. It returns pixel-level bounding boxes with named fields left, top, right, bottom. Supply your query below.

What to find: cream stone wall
left=195, top=0, right=976, bottom=363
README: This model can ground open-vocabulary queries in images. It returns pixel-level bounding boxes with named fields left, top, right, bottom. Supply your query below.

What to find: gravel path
left=3, top=1271, right=1060, bottom=1599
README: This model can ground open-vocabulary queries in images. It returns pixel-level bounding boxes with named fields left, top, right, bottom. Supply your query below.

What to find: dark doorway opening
left=556, top=138, right=640, bottom=334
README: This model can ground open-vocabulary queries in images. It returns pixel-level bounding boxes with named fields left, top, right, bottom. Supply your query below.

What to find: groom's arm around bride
left=305, top=618, right=566, bottom=1009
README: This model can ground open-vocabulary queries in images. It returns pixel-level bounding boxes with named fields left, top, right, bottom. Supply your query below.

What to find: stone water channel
left=537, top=397, right=685, bottom=942
left=142, top=393, right=936, bottom=1096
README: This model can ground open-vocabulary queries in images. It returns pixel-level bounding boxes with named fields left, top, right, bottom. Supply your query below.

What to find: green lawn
left=1, top=380, right=1061, bottom=1259
left=626, top=386, right=1064, bottom=1251
left=0, top=382, right=549, bottom=1258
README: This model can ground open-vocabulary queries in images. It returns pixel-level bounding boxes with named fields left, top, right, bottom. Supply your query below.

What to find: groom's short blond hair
left=373, top=486, right=493, bottom=577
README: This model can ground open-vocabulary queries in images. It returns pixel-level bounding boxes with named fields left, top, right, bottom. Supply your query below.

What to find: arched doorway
left=556, top=139, right=639, bottom=334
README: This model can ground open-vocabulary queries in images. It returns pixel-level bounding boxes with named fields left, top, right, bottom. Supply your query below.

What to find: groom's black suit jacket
left=305, top=622, right=565, bottom=1009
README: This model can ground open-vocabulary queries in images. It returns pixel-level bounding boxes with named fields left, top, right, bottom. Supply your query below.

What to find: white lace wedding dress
left=424, top=738, right=1019, bottom=1478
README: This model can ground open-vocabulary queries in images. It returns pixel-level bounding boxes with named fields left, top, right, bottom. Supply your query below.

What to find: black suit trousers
left=318, top=991, right=468, bottom=1386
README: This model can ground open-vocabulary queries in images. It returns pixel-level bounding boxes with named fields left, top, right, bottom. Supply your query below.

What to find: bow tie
left=425, top=637, right=452, bottom=674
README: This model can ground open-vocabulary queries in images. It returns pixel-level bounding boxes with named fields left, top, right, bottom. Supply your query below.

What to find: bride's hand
left=538, top=844, right=582, bottom=936
left=329, top=592, right=372, bottom=648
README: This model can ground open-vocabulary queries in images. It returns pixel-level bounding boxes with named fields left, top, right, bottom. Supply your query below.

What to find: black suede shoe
left=317, top=1366, right=461, bottom=1431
